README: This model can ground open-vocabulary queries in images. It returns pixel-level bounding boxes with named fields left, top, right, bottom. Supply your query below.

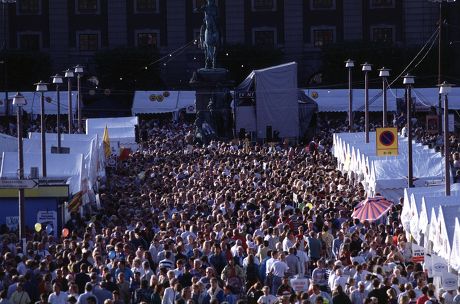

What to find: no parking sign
left=376, top=127, right=398, bottom=156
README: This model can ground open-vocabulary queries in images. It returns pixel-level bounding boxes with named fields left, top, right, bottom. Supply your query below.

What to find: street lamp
left=345, top=59, right=354, bottom=132
left=438, top=81, right=454, bottom=195
left=2, top=0, right=16, bottom=133
left=74, top=65, right=84, bottom=133
left=64, top=69, right=74, bottom=134
left=361, top=62, right=372, bottom=143
left=12, top=92, right=26, bottom=240
left=52, top=74, right=63, bottom=153
left=428, top=0, right=457, bottom=134
left=403, top=74, right=415, bottom=188
left=35, top=81, right=48, bottom=177
left=379, top=67, right=391, bottom=127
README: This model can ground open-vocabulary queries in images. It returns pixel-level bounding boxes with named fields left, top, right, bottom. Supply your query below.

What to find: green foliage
left=218, top=44, right=284, bottom=84
left=94, top=47, right=163, bottom=90
left=1, top=51, right=52, bottom=91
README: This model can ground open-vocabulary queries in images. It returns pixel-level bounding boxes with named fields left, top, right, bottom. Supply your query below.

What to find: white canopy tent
left=22, top=138, right=99, bottom=189
left=449, top=218, right=460, bottom=272
left=131, top=91, right=195, bottom=115
left=0, top=152, right=84, bottom=194
left=419, top=196, right=460, bottom=252
left=86, top=117, right=138, bottom=152
left=433, top=205, right=460, bottom=261
left=85, top=116, right=138, bottom=132
left=4, top=91, right=78, bottom=115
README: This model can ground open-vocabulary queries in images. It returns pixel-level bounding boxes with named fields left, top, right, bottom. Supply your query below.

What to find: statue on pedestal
left=196, top=0, right=220, bottom=69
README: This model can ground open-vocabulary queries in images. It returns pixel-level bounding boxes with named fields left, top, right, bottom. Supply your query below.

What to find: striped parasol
left=352, top=196, right=394, bottom=223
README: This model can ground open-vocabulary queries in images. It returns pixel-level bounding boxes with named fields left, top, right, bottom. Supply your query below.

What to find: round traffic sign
left=379, top=130, right=395, bottom=147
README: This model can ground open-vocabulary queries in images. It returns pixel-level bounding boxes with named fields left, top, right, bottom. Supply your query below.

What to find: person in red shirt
left=416, top=286, right=429, bottom=304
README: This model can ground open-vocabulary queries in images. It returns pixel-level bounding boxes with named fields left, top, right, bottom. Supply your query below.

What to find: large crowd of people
left=0, top=113, right=459, bottom=304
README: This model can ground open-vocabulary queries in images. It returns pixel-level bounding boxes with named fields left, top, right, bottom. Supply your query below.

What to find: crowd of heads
left=0, top=113, right=458, bottom=304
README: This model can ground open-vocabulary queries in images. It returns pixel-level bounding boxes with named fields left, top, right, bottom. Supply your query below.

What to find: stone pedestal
left=190, top=68, right=234, bottom=143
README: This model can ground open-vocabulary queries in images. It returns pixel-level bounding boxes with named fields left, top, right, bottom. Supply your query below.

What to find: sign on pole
left=376, top=127, right=398, bottom=156
left=0, top=179, right=39, bottom=189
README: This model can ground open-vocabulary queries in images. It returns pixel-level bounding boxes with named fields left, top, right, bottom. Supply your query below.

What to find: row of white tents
left=0, top=116, right=139, bottom=216
left=333, top=131, right=460, bottom=278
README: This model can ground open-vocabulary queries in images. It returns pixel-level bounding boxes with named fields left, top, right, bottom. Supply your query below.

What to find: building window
left=372, top=27, right=394, bottom=43
left=135, top=0, right=158, bottom=13
left=311, top=0, right=335, bottom=10
left=79, top=33, right=99, bottom=51
left=137, top=32, right=158, bottom=48
left=370, top=0, right=395, bottom=8
left=253, top=30, right=276, bottom=48
left=77, top=0, right=98, bottom=12
left=18, top=33, right=41, bottom=50
left=252, top=0, right=276, bottom=11
left=18, top=0, right=40, bottom=14
left=312, top=28, right=334, bottom=47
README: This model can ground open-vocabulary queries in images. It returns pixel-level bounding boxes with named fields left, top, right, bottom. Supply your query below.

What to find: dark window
left=77, top=0, right=98, bottom=12
left=372, top=27, right=393, bottom=43
left=136, top=0, right=156, bottom=12
left=253, top=0, right=275, bottom=11
left=137, top=33, right=158, bottom=48
left=311, top=0, right=334, bottom=9
left=313, top=29, right=333, bottom=47
left=18, top=0, right=40, bottom=14
left=254, top=30, right=275, bottom=48
left=370, top=0, right=394, bottom=8
left=19, top=34, right=40, bottom=50
left=79, top=34, right=98, bottom=51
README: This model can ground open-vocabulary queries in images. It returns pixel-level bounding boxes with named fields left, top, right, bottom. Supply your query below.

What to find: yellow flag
left=103, top=125, right=111, bottom=158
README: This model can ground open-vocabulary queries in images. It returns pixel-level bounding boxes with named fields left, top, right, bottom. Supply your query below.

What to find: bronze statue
left=196, top=0, right=220, bottom=69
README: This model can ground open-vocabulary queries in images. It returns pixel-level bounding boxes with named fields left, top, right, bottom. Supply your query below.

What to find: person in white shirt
left=257, top=286, right=278, bottom=304
left=48, top=283, right=68, bottom=304
left=270, top=253, right=289, bottom=295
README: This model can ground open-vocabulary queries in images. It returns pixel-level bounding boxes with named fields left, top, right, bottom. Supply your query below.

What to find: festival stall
left=433, top=205, right=460, bottom=261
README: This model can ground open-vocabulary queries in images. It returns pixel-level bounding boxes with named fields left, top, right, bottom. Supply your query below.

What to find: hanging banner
left=424, top=254, right=433, bottom=278
left=37, top=210, right=58, bottom=238
left=432, top=254, right=448, bottom=277
left=412, top=243, right=425, bottom=263
left=442, top=272, right=458, bottom=291
left=290, top=278, right=309, bottom=293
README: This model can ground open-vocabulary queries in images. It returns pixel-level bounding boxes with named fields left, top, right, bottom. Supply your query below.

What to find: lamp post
left=362, top=62, right=372, bottom=143
left=438, top=81, right=454, bottom=196
left=2, top=0, right=16, bottom=133
left=64, top=69, right=74, bottom=134
left=403, top=74, right=415, bottom=188
left=428, top=0, right=456, bottom=134
left=52, top=74, right=63, bottom=153
left=12, top=92, right=26, bottom=240
left=35, top=81, right=48, bottom=177
left=379, top=67, right=391, bottom=127
left=345, top=59, right=354, bottom=132
left=74, top=65, right=84, bottom=133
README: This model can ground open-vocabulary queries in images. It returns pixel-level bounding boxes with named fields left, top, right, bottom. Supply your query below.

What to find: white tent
left=449, top=218, right=460, bottom=272
left=85, top=116, right=138, bottom=132
left=419, top=196, right=460, bottom=251
left=304, top=87, right=460, bottom=112
left=0, top=133, right=17, bottom=154
left=0, top=152, right=84, bottom=194
left=22, top=138, right=99, bottom=189
left=433, top=205, right=460, bottom=260
left=85, top=117, right=138, bottom=151
left=5, top=91, right=78, bottom=115
left=131, top=91, right=195, bottom=114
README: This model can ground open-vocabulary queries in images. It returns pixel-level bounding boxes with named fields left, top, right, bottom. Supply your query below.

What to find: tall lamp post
left=12, top=92, right=26, bottom=240
left=403, top=74, right=415, bottom=188
left=345, top=59, right=354, bottom=132
left=438, top=81, right=454, bottom=195
left=35, top=81, right=48, bottom=177
left=379, top=67, right=391, bottom=127
left=74, top=65, right=84, bottom=133
left=428, top=0, right=456, bottom=134
left=52, top=74, right=63, bottom=153
left=2, top=0, right=16, bottom=132
left=64, top=69, right=74, bottom=134
left=362, top=62, right=372, bottom=143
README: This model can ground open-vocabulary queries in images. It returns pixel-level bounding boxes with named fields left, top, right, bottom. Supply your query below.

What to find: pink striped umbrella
left=352, top=196, right=393, bottom=223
